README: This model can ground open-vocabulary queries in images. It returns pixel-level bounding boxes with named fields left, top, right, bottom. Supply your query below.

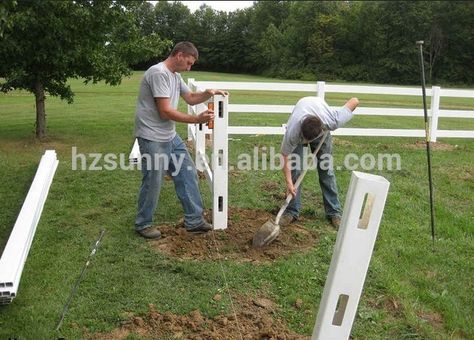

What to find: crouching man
left=279, top=96, right=359, bottom=229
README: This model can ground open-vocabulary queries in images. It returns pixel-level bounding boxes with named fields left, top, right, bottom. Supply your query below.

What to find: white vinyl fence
left=130, top=80, right=473, bottom=230
left=188, top=80, right=474, bottom=142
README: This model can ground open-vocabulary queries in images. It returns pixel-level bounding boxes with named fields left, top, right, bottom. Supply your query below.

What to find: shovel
left=252, top=131, right=329, bottom=247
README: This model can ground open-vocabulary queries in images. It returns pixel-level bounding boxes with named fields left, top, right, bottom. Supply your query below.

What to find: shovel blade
left=252, top=220, right=281, bottom=247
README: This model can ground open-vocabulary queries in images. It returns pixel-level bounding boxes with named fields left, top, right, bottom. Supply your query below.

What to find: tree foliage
left=137, top=1, right=472, bottom=86
left=0, top=0, right=17, bottom=38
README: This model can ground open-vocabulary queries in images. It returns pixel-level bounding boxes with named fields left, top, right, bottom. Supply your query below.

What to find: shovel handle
left=275, top=194, right=293, bottom=224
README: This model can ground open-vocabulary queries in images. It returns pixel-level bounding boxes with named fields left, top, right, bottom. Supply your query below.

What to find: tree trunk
left=34, top=80, right=46, bottom=139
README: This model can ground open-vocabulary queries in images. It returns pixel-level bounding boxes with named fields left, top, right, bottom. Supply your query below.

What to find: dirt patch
left=261, top=181, right=281, bottom=192
left=0, top=138, right=72, bottom=155
left=333, top=138, right=356, bottom=147
left=438, top=165, right=473, bottom=181
left=89, top=295, right=308, bottom=340
left=151, top=208, right=319, bottom=263
left=186, top=138, right=213, bottom=153
left=417, top=309, right=444, bottom=330
left=261, top=181, right=285, bottom=201
left=384, top=297, right=403, bottom=317
left=404, top=140, right=458, bottom=151
left=365, top=295, right=404, bottom=319
left=186, top=139, right=195, bottom=152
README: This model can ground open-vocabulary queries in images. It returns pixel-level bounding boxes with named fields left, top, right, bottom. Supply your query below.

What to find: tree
left=0, top=0, right=170, bottom=138
left=186, top=4, right=220, bottom=69
left=0, top=0, right=16, bottom=37
left=224, top=8, right=254, bottom=73
left=255, top=23, right=285, bottom=75
left=133, top=1, right=157, bottom=36
left=295, top=1, right=343, bottom=80
left=433, top=1, right=474, bottom=84
left=154, top=0, right=192, bottom=44
left=247, top=1, right=289, bottom=69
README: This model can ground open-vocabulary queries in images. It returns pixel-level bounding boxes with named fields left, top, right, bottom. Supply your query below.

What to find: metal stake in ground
left=416, top=40, right=436, bottom=245
left=55, top=229, right=106, bottom=331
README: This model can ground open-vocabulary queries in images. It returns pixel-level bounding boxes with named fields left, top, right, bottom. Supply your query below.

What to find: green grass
left=0, top=71, right=473, bottom=339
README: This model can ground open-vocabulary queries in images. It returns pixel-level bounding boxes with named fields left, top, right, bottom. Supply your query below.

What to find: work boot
left=187, top=221, right=213, bottom=234
left=279, top=213, right=296, bottom=227
left=329, top=216, right=341, bottom=230
left=136, top=226, right=162, bottom=239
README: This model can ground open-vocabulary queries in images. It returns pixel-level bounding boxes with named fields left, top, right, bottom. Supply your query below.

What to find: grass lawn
left=0, top=70, right=473, bottom=339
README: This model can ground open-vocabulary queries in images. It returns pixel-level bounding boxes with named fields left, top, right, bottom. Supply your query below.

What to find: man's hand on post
left=195, top=109, right=214, bottom=124
left=206, top=89, right=229, bottom=97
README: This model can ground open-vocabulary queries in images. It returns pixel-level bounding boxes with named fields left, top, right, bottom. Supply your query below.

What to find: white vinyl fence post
left=312, top=171, right=390, bottom=340
left=187, top=78, right=196, bottom=142
left=317, top=81, right=326, bottom=99
left=194, top=86, right=207, bottom=172
left=129, top=138, right=140, bottom=165
left=429, top=86, right=441, bottom=142
left=212, top=94, right=228, bottom=230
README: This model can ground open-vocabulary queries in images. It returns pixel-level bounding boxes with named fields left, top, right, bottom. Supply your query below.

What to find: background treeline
left=134, top=1, right=473, bottom=86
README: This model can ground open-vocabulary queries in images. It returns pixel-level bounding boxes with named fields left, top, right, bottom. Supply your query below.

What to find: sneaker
left=187, top=221, right=213, bottom=234
left=136, top=226, right=161, bottom=239
left=278, top=213, right=296, bottom=227
left=329, top=216, right=341, bottom=229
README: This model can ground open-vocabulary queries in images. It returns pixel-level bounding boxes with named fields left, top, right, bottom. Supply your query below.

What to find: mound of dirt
left=151, top=208, right=319, bottom=263
left=90, top=295, right=309, bottom=340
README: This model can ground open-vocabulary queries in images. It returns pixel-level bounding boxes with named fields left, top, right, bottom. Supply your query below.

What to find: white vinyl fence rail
left=188, top=80, right=474, bottom=142
left=0, top=150, right=58, bottom=304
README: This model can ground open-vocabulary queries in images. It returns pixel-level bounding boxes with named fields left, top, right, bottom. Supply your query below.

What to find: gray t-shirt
left=134, top=62, right=191, bottom=142
left=281, top=97, right=353, bottom=155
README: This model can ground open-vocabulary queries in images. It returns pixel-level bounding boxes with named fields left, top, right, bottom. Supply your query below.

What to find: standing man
left=134, top=41, right=228, bottom=239
left=279, top=96, right=359, bottom=229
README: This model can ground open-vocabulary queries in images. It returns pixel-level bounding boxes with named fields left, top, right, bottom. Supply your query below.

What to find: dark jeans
left=284, top=133, right=342, bottom=219
left=135, top=135, right=205, bottom=230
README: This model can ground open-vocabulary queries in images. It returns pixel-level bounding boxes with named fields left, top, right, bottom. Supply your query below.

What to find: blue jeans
left=284, top=133, right=342, bottom=219
left=135, top=135, right=205, bottom=230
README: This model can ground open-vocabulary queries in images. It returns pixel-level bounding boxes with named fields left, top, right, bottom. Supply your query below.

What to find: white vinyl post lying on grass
left=312, top=171, right=390, bottom=340
left=212, top=95, right=229, bottom=230
left=0, top=150, right=58, bottom=304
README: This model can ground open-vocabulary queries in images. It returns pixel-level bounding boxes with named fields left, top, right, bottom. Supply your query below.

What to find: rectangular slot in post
left=218, top=196, right=223, bottom=212
left=358, top=193, right=375, bottom=229
left=218, top=149, right=223, bottom=166
left=199, top=123, right=203, bottom=131
left=332, top=294, right=349, bottom=326
left=218, top=101, right=223, bottom=118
